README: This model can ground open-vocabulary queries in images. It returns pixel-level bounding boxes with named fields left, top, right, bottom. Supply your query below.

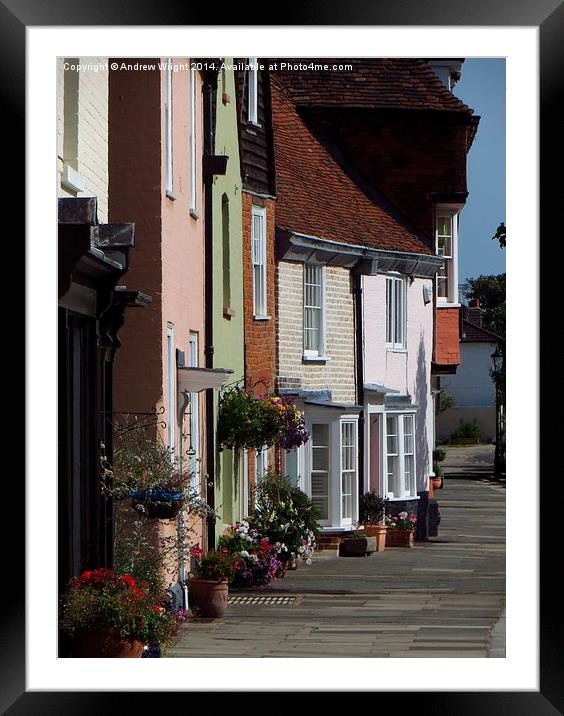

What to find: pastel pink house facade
left=362, top=274, right=435, bottom=502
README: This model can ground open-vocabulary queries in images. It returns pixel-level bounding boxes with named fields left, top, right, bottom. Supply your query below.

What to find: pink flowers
left=190, top=545, right=203, bottom=558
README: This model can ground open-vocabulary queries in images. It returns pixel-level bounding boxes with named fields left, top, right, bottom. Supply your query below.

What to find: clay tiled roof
left=461, top=319, right=503, bottom=343
left=271, top=78, right=432, bottom=255
left=272, top=58, right=475, bottom=115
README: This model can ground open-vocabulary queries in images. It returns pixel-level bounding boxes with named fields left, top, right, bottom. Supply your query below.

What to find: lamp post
left=491, top=346, right=504, bottom=481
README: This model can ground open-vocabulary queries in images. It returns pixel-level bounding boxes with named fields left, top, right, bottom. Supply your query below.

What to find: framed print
left=8, top=0, right=558, bottom=709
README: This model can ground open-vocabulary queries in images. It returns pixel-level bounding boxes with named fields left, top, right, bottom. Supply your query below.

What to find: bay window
left=341, top=422, right=356, bottom=523
left=310, top=424, right=330, bottom=521
left=386, top=413, right=416, bottom=498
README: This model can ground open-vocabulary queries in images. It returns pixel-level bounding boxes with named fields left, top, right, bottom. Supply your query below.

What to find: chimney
left=467, top=298, right=481, bottom=327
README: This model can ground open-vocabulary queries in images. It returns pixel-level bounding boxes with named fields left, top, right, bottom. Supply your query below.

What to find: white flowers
left=240, top=550, right=250, bottom=558
left=398, top=511, right=408, bottom=520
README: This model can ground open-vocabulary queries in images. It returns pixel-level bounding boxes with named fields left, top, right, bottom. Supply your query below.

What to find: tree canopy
left=463, top=274, right=506, bottom=338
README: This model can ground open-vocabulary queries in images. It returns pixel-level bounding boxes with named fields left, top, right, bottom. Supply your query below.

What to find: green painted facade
left=212, top=63, right=244, bottom=539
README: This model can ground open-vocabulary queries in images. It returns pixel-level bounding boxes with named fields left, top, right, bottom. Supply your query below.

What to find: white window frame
left=188, top=332, right=200, bottom=488
left=165, top=58, right=174, bottom=197
left=166, top=324, right=176, bottom=458
left=386, top=274, right=406, bottom=350
left=251, top=206, right=268, bottom=318
left=254, top=446, right=269, bottom=484
left=340, top=421, right=357, bottom=526
left=435, top=206, right=461, bottom=305
left=189, top=66, right=197, bottom=216
left=384, top=411, right=417, bottom=499
left=303, top=264, right=325, bottom=358
left=309, top=422, right=331, bottom=526
left=247, top=58, right=259, bottom=125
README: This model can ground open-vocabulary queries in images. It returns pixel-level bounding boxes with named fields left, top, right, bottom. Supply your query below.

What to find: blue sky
left=453, top=58, right=506, bottom=286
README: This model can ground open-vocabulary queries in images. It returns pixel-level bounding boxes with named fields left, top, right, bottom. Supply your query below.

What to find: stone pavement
left=167, top=479, right=505, bottom=658
left=441, top=444, right=496, bottom=478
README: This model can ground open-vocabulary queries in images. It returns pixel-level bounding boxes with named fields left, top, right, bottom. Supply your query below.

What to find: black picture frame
left=9, top=0, right=557, bottom=709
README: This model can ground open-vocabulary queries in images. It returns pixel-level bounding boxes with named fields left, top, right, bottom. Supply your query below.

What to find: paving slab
left=166, top=480, right=505, bottom=658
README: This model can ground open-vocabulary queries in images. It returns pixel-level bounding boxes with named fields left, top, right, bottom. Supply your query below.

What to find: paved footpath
left=167, top=478, right=505, bottom=658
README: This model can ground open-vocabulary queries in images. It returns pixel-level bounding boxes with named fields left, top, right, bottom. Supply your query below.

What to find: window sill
left=437, top=302, right=461, bottom=308
left=386, top=495, right=420, bottom=502
left=223, top=306, right=236, bottom=319
left=165, top=190, right=176, bottom=201
left=253, top=315, right=271, bottom=321
left=302, top=355, right=330, bottom=364
left=386, top=347, right=407, bottom=354
left=189, top=208, right=199, bottom=220
left=246, top=120, right=262, bottom=131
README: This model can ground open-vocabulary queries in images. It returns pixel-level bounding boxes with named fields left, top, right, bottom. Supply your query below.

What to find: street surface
left=167, top=477, right=506, bottom=658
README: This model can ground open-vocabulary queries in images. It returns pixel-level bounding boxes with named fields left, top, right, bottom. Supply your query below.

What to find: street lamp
left=491, top=346, right=504, bottom=481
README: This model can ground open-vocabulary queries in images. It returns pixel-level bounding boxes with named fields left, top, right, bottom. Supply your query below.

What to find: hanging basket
left=130, top=489, right=185, bottom=519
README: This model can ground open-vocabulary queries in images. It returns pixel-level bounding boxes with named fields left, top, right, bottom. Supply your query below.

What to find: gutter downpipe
left=352, top=271, right=365, bottom=507
left=203, top=69, right=218, bottom=551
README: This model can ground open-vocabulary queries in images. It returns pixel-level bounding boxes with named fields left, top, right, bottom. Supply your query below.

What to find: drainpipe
left=203, top=69, right=217, bottom=551
left=352, top=273, right=365, bottom=502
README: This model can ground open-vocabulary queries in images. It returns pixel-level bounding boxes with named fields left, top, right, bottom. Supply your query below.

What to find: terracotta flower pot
left=188, top=579, right=229, bottom=618
left=361, top=524, right=387, bottom=552
left=385, top=529, right=415, bottom=548
left=72, top=631, right=144, bottom=658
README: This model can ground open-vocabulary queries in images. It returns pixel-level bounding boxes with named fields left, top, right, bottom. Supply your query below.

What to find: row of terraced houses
left=58, top=57, right=479, bottom=596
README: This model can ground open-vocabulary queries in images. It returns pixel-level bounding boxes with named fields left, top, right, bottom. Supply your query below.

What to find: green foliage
left=438, top=391, right=455, bottom=413
left=190, top=548, right=239, bottom=582
left=217, top=387, right=281, bottom=452
left=433, top=463, right=443, bottom=477
left=249, top=470, right=319, bottom=560
left=59, top=569, right=182, bottom=648
left=358, top=491, right=387, bottom=525
left=463, top=274, right=506, bottom=338
left=451, top=419, right=481, bottom=442
left=101, top=424, right=188, bottom=499
left=492, top=222, right=506, bottom=249
left=433, top=447, right=446, bottom=464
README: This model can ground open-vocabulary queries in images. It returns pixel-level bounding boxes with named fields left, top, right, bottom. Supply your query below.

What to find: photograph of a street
left=55, top=55, right=506, bottom=662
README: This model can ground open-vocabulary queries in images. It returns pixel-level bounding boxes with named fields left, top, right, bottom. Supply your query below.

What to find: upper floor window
left=247, top=58, right=259, bottom=125
left=304, top=264, right=325, bottom=357
left=189, top=66, right=197, bottom=216
left=251, top=206, right=267, bottom=317
left=435, top=208, right=460, bottom=304
left=165, top=58, right=174, bottom=197
left=386, top=275, right=406, bottom=350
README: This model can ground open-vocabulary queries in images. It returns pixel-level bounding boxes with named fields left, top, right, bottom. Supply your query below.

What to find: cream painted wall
left=277, top=261, right=356, bottom=404
left=57, top=57, right=109, bottom=222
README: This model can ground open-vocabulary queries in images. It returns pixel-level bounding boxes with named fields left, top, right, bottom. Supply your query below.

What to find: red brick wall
left=109, top=62, right=164, bottom=417
left=311, top=109, right=471, bottom=245
left=435, top=307, right=461, bottom=367
left=242, top=192, right=277, bottom=396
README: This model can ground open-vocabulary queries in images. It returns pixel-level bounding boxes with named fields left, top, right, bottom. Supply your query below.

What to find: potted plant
left=188, top=547, right=239, bottom=618
left=357, top=491, right=388, bottom=551
left=217, top=521, right=282, bottom=588
left=385, top=511, right=417, bottom=548
left=431, top=447, right=446, bottom=491
left=59, top=568, right=182, bottom=657
left=340, top=534, right=369, bottom=557
left=248, top=471, right=319, bottom=572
